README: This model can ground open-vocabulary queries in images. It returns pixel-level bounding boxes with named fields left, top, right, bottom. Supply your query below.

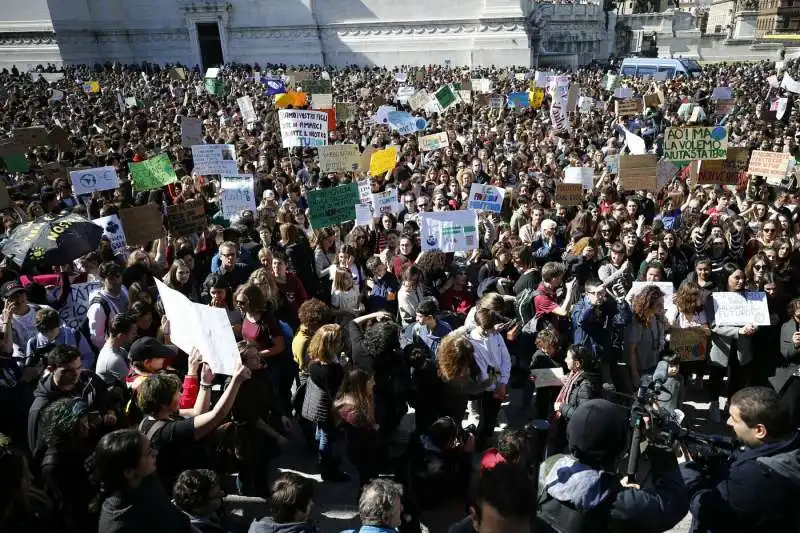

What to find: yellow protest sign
left=82, top=81, right=100, bottom=94
left=529, top=88, right=545, bottom=109
left=369, top=146, right=397, bottom=177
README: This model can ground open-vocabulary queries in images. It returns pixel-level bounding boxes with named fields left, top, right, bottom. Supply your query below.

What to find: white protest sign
left=93, top=215, right=127, bottom=257
left=614, top=87, right=633, bottom=99
left=408, top=89, right=430, bottom=111
left=533, top=70, right=551, bottom=88
left=47, top=281, right=103, bottom=329
left=768, top=75, right=780, bottom=88
left=467, top=183, right=505, bottom=213
left=180, top=117, right=203, bottom=148
left=530, top=367, right=565, bottom=388
left=125, top=97, right=137, bottom=108
left=626, top=282, right=675, bottom=315
left=278, top=109, right=329, bottom=147
left=622, top=125, right=647, bottom=155
left=237, top=96, right=257, bottom=123
left=220, top=174, right=256, bottom=219
left=474, top=79, right=493, bottom=94
left=355, top=204, right=373, bottom=226
left=155, top=279, right=240, bottom=376
left=358, top=179, right=373, bottom=210
left=312, top=93, right=333, bottom=109
left=317, top=144, right=361, bottom=173
left=578, top=96, right=593, bottom=114
left=191, top=144, right=238, bottom=175
left=420, top=210, right=479, bottom=252
left=70, top=166, right=119, bottom=196
left=395, top=71, right=408, bottom=83
left=458, top=90, right=472, bottom=104
left=419, top=132, right=449, bottom=152
left=564, top=167, right=593, bottom=189
left=781, top=72, right=800, bottom=94
left=397, top=86, right=416, bottom=103
left=371, top=188, right=401, bottom=215
left=712, top=292, right=770, bottom=326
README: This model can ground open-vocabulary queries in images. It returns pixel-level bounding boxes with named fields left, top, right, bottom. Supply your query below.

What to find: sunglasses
left=753, top=264, right=765, bottom=271
left=764, top=228, right=777, bottom=233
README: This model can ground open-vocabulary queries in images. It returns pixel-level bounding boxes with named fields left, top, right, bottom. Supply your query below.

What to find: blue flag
left=262, top=77, right=286, bottom=96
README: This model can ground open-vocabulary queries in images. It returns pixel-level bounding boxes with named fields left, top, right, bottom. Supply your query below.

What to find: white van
left=619, top=57, right=703, bottom=79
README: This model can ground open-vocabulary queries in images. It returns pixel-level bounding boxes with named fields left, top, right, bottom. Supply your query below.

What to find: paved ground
left=256, top=380, right=730, bottom=533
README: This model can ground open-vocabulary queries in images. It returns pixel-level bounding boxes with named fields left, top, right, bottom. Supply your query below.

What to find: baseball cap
left=128, top=337, right=178, bottom=363
left=1, top=280, right=25, bottom=299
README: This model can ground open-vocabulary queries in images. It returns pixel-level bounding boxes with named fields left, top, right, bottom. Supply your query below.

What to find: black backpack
left=78, top=296, right=111, bottom=356
left=536, top=478, right=622, bottom=533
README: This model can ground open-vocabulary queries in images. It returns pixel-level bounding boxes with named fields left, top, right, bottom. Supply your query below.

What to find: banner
left=697, top=148, right=749, bottom=185
left=93, top=214, right=127, bottom=257
left=70, top=166, right=119, bottom=195
left=180, top=117, right=203, bottom=147
left=467, top=183, right=505, bottom=213
left=220, top=175, right=256, bottom=219
left=712, top=292, right=770, bottom=326
left=419, top=132, right=449, bottom=152
left=191, top=144, right=238, bottom=176
left=369, top=146, right=397, bottom=176
left=555, top=183, right=583, bottom=206
left=420, top=211, right=478, bottom=253
left=670, top=327, right=709, bottom=362
left=317, top=144, right=361, bottom=173
left=564, top=167, right=593, bottom=189
left=47, top=281, right=102, bottom=329
left=371, top=188, right=400, bottom=216
left=618, top=155, right=658, bottom=191
left=236, top=96, right=257, bottom=123
left=129, top=154, right=178, bottom=193
left=307, top=183, right=359, bottom=229
left=387, top=112, right=427, bottom=135
left=119, top=204, right=163, bottom=246
left=663, top=126, right=728, bottom=161
left=167, top=201, right=206, bottom=236
left=549, top=76, right=570, bottom=132
left=278, top=109, right=329, bottom=148
left=747, top=150, right=793, bottom=180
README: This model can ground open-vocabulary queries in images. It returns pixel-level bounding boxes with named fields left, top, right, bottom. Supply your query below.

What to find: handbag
left=301, top=378, right=331, bottom=423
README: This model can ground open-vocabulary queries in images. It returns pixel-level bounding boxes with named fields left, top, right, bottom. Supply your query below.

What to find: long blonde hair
left=308, top=324, right=342, bottom=364
left=248, top=267, right=278, bottom=308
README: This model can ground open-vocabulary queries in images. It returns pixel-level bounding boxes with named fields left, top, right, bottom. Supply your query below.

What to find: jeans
left=316, top=421, right=338, bottom=471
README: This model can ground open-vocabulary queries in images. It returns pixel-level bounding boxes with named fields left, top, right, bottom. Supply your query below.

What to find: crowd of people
left=1, top=55, right=800, bottom=533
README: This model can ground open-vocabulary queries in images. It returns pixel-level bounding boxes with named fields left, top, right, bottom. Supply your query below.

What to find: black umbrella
left=1, top=213, right=104, bottom=270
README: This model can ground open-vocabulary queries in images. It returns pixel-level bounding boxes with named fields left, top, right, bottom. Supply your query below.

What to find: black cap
left=1, top=280, right=25, bottom=299
left=567, top=399, right=628, bottom=468
left=128, top=337, right=178, bottom=363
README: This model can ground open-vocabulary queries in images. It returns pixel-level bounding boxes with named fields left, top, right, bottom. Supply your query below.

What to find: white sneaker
left=708, top=402, right=721, bottom=423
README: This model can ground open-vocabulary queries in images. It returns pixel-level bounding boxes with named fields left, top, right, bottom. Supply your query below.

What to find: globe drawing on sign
left=79, top=173, right=97, bottom=188
left=415, top=118, right=427, bottom=131
left=426, top=234, right=437, bottom=247
left=101, top=169, right=115, bottom=183
left=105, top=220, right=120, bottom=234
left=710, top=127, right=726, bottom=141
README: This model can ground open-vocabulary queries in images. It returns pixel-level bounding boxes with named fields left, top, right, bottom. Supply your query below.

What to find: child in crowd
left=331, top=267, right=363, bottom=324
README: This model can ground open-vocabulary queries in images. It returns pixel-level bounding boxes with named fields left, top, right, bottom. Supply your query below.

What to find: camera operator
left=681, top=386, right=800, bottom=532
left=537, top=399, right=688, bottom=533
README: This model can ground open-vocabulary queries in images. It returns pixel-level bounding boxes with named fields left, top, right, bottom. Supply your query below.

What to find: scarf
left=552, top=370, right=584, bottom=421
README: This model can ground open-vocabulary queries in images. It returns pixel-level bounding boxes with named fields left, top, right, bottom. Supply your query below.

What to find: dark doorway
left=197, top=22, right=223, bottom=70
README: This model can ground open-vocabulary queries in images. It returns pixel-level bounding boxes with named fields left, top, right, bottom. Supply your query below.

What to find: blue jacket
left=341, top=526, right=397, bottom=533
left=531, top=236, right=565, bottom=264
left=571, top=296, right=631, bottom=362
left=681, top=432, right=800, bottom=533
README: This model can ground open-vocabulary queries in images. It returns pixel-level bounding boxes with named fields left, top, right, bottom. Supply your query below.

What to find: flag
left=81, top=81, right=100, bottom=94
left=262, top=77, right=286, bottom=96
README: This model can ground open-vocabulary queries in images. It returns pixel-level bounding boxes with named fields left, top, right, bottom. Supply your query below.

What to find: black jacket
left=561, top=371, right=602, bottom=420
left=97, top=475, right=191, bottom=533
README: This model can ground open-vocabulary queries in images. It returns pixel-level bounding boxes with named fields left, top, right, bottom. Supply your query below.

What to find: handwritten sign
left=712, top=292, right=770, bottom=326
left=129, top=154, right=178, bottom=193
left=191, top=144, right=238, bottom=176
left=555, top=183, right=583, bottom=206
left=530, top=367, right=565, bottom=388
left=220, top=175, right=256, bottom=219
left=420, top=210, right=479, bottom=253
left=46, top=281, right=102, bottom=329
left=236, top=96, right=257, bottom=123
left=369, top=146, right=397, bottom=177
left=119, top=204, right=163, bottom=246
left=615, top=99, right=643, bottom=116
left=698, top=148, right=749, bottom=185
left=408, top=89, right=430, bottom=111
left=93, top=215, right=127, bottom=257
left=663, top=126, right=728, bottom=161
left=307, top=183, right=359, bottom=229
left=180, top=118, right=203, bottom=148
left=70, top=166, right=119, bottom=195
left=670, top=327, right=708, bottom=362
left=167, top=201, right=206, bottom=236
left=318, top=144, right=361, bottom=173
left=278, top=109, right=329, bottom=148
left=746, top=150, right=793, bottom=180
left=467, top=184, right=505, bottom=213
left=419, top=132, right=449, bottom=152
left=618, top=155, right=658, bottom=191
left=371, top=188, right=400, bottom=216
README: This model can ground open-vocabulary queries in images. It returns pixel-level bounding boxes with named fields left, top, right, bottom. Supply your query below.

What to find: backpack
left=515, top=288, right=539, bottom=327
left=536, top=477, right=622, bottom=533
left=78, top=296, right=111, bottom=356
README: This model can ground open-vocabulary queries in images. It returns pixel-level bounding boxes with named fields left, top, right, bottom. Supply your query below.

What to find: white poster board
left=180, top=117, right=203, bottom=148
left=220, top=174, right=257, bottom=219
left=278, top=109, right=329, bottom=148
left=564, top=167, right=593, bottom=189
left=420, top=210, right=479, bottom=252
left=191, top=144, right=238, bottom=176
left=70, top=166, right=119, bottom=196
left=712, top=292, right=771, bottom=326
left=237, top=96, right=257, bottom=123
left=371, top=188, right=401, bottom=216
left=467, top=183, right=505, bottom=213
left=47, top=281, right=102, bottom=329
left=93, top=215, right=128, bottom=257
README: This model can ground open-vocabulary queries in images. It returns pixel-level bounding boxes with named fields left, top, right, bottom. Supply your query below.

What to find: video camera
left=626, top=361, right=734, bottom=481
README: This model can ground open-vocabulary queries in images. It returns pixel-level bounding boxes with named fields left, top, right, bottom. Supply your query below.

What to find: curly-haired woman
left=626, top=285, right=667, bottom=386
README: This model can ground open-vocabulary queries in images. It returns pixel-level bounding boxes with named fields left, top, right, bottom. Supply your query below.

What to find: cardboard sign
left=747, top=150, right=793, bottom=180
left=167, top=201, right=206, bottom=236
left=70, top=166, right=120, bottom=195
left=220, top=175, right=257, bottom=219
left=530, top=367, right=565, bottom=388
left=615, top=99, right=643, bottom=116
left=13, top=127, right=49, bottom=149
left=697, top=147, right=749, bottom=185
left=317, top=144, right=361, bottom=173
left=41, top=162, right=68, bottom=181
left=663, top=126, right=728, bottom=161
left=191, top=144, right=238, bottom=176
left=47, top=126, right=72, bottom=152
left=420, top=210, right=478, bottom=253
left=302, top=79, right=332, bottom=95
left=369, top=146, right=397, bottom=177
left=278, top=109, right=329, bottom=148
left=168, top=67, right=187, bottom=81
left=467, top=183, right=505, bottom=213
left=307, top=183, right=359, bottom=229
left=129, top=154, right=178, bottom=193
left=712, top=292, right=770, bottom=326
left=93, top=214, right=127, bottom=257
left=618, top=155, right=658, bottom=191
left=180, top=117, right=203, bottom=148
left=564, top=167, right=593, bottom=189
left=643, top=93, right=661, bottom=108
left=46, top=281, right=103, bottom=329
left=555, top=183, right=583, bottom=206
left=419, top=132, right=449, bottom=152
left=670, top=327, right=708, bottom=362
left=119, top=204, right=163, bottom=246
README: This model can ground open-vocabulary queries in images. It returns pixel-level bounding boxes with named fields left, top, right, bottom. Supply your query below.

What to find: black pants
left=476, top=390, right=502, bottom=451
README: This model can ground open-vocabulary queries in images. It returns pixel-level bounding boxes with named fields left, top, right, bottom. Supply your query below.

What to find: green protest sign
left=204, top=78, right=227, bottom=97
left=3, top=153, right=29, bottom=173
left=434, top=85, right=457, bottom=110
left=663, top=126, right=728, bottom=161
left=129, top=153, right=178, bottom=192
left=307, top=183, right=359, bottom=229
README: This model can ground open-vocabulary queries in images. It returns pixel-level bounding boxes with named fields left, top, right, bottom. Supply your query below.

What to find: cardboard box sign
left=643, top=93, right=661, bottom=108
left=13, top=127, right=49, bottom=149
left=615, top=99, right=643, bottom=116
left=618, top=155, right=658, bottom=191
left=555, top=183, right=583, bottom=206
left=697, top=148, right=749, bottom=185
left=167, top=201, right=206, bottom=236
left=119, top=204, right=164, bottom=246
left=747, top=150, right=793, bottom=180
